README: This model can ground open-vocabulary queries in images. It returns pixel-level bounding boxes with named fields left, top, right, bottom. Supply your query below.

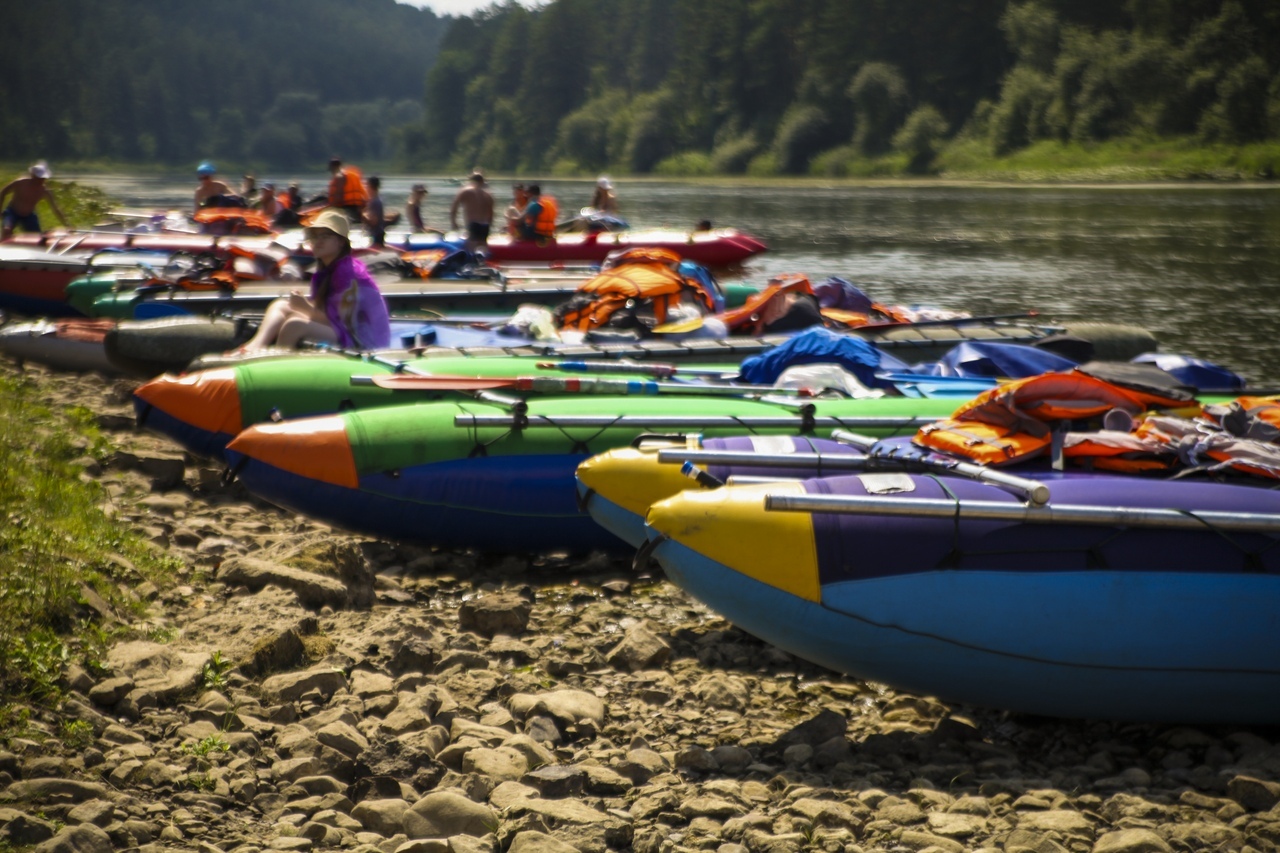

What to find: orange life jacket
left=192, top=208, right=274, bottom=235
left=556, top=251, right=716, bottom=332
left=1062, top=426, right=1179, bottom=473
left=718, top=274, right=815, bottom=336
left=947, top=371, right=1193, bottom=438
left=529, top=195, right=559, bottom=238
left=916, top=419, right=1051, bottom=466
left=328, top=166, right=369, bottom=208
left=1202, top=396, right=1280, bottom=433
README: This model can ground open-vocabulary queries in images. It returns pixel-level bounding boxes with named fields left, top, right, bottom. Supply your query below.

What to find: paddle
left=765, top=492, right=1280, bottom=533
left=650, top=309, right=1044, bottom=337
left=651, top=316, right=706, bottom=334
left=536, top=360, right=736, bottom=379
left=359, top=372, right=819, bottom=398
left=832, top=429, right=1049, bottom=505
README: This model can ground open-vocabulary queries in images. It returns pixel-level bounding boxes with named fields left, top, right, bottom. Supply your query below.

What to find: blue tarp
left=738, top=326, right=906, bottom=386
left=917, top=341, right=1078, bottom=378
left=1131, top=352, right=1246, bottom=392
left=814, top=277, right=875, bottom=313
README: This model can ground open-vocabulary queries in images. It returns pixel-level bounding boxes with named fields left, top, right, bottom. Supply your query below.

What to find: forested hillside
left=0, top=0, right=447, bottom=168
left=407, top=0, right=1280, bottom=177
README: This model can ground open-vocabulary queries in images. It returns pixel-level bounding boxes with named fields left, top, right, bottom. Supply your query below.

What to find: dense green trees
left=407, top=0, right=1279, bottom=175
left=3, top=1, right=1276, bottom=176
left=0, top=0, right=445, bottom=169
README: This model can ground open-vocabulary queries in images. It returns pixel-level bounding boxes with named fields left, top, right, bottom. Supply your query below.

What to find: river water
left=74, top=173, right=1280, bottom=385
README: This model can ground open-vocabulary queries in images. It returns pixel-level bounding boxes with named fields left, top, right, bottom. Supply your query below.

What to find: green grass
left=928, top=136, right=1280, bottom=183
left=0, top=370, right=180, bottom=726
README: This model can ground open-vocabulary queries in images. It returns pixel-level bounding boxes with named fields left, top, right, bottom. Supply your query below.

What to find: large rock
left=770, top=710, right=847, bottom=754
left=351, top=798, right=410, bottom=837
left=0, top=807, right=57, bottom=844
left=1016, top=810, right=1095, bottom=837
left=102, top=641, right=205, bottom=703
left=1092, top=829, right=1172, bottom=853
left=33, top=824, right=113, bottom=853
left=403, top=792, right=497, bottom=840
left=508, top=691, right=605, bottom=732
left=691, top=674, right=750, bottom=712
left=1228, top=775, right=1280, bottom=811
left=507, top=831, right=580, bottom=853
left=218, top=557, right=351, bottom=610
left=462, top=747, right=529, bottom=782
left=605, top=622, right=670, bottom=671
left=502, top=799, right=632, bottom=853
left=5, top=779, right=108, bottom=803
left=261, top=667, right=349, bottom=703
left=458, top=592, right=532, bottom=637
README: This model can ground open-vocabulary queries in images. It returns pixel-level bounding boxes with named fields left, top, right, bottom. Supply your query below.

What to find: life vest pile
left=915, top=370, right=1193, bottom=466
left=916, top=370, right=1280, bottom=480
left=718, top=274, right=927, bottom=337
left=554, top=247, right=716, bottom=333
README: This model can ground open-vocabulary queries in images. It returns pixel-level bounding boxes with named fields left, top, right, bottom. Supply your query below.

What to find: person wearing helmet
left=235, top=208, right=390, bottom=353
left=0, top=161, right=69, bottom=239
left=193, top=161, right=236, bottom=214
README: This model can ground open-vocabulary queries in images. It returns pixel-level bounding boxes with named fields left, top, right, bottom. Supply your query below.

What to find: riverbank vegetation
left=0, top=370, right=178, bottom=730
left=409, top=0, right=1280, bottom=181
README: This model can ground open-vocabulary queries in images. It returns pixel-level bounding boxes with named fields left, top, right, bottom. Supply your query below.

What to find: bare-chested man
left=0, top=161, right=69, bottom=239
left=449, top=172, right=495, bottom=252
left=193, top=161, right=236, bottom=214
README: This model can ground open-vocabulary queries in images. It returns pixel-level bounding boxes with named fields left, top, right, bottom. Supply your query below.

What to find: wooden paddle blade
left=651, top=316, right=705, bottom=334
left=369, top=374, right=517, bottom=391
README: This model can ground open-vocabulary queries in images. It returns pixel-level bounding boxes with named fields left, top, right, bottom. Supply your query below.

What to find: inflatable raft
left=222, top=395, right=959, bottom=553
left=135, top=353, right=743, bottom=458
left=633, top=471, right=1280, bottom=723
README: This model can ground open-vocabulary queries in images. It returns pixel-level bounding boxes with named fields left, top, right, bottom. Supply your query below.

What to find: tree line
left=406, top=0, right=1280, bottom=175
left=4, top=1, right=1276, bottom=177
left=0, top=0, right=448, bottom=169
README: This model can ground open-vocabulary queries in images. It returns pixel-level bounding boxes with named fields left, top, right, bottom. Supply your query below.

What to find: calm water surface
left=76, top=173, right=1280, bottom=384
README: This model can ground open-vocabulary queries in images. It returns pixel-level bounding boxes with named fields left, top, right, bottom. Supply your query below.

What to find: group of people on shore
left=2, top=157, right=624, bottom=356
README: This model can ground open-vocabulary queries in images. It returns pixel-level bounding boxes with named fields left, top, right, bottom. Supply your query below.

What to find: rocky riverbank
left=2, top=361, right=1280, bottom=853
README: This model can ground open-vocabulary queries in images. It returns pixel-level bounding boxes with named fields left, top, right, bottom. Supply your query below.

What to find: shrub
left=988, top=66, right=1054, bottom=155
left=772, top=105, right=833, bottom=174
left=893, top=105, right=951, bottom=173
left=848, top=63, right=909, bottom=155
left=654, top=151, right=714, bottom=176
left=710, top=133, right=760, bottom=174
left=745, top=152, right=779, bottom=177
left=809, top=144, right=859, bottom=177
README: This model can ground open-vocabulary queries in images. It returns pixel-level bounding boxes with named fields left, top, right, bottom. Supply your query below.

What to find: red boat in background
left=402, top=227, right=767, bottom=269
